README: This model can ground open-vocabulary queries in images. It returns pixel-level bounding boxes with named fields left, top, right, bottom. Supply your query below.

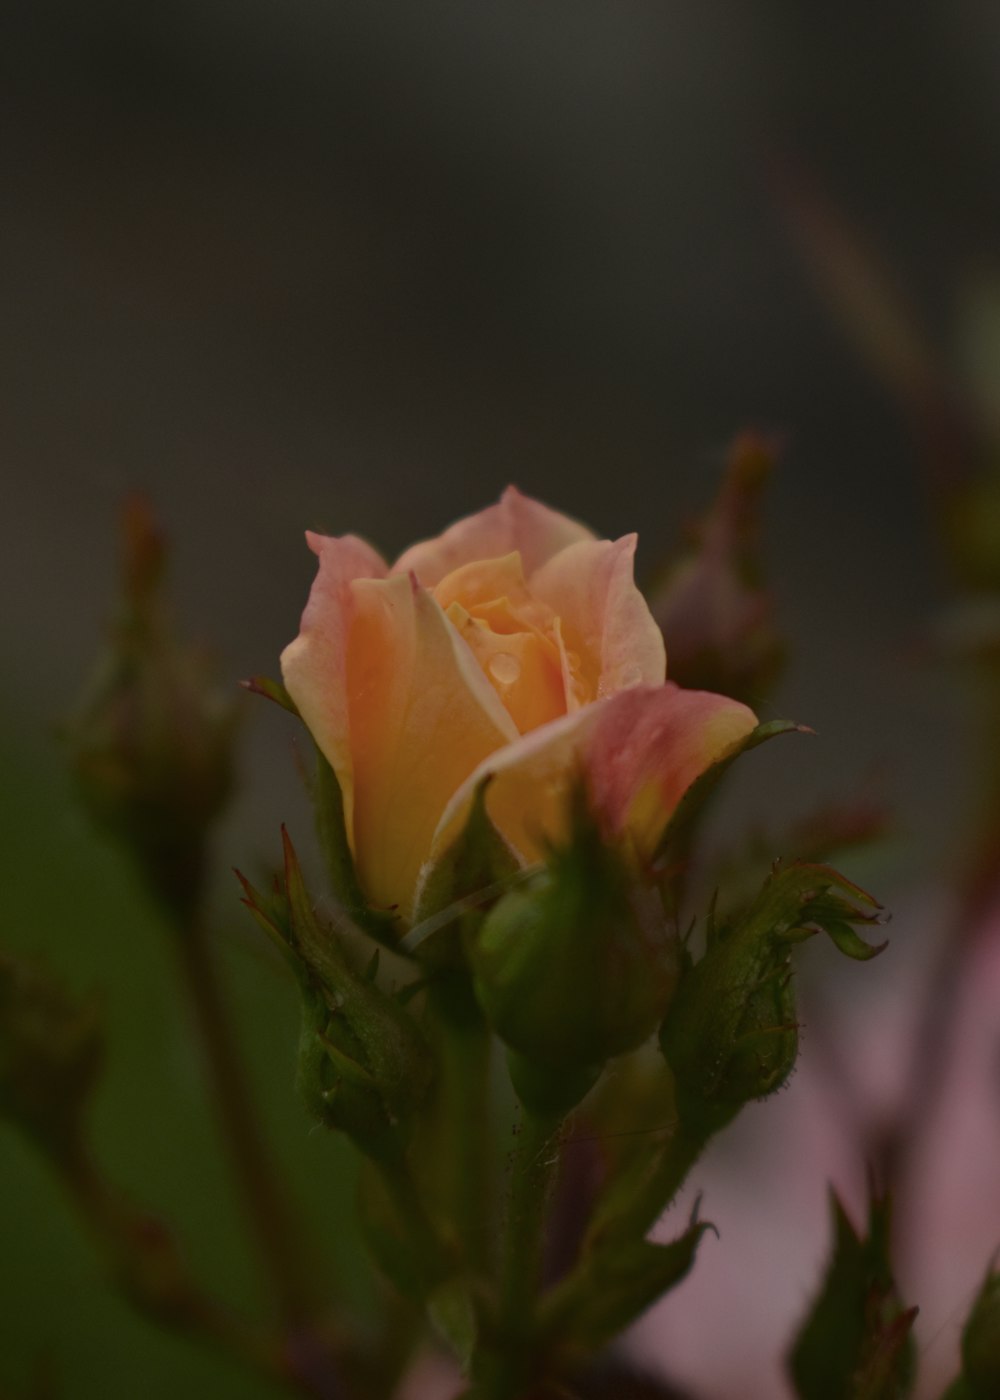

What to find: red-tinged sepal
left=661, top=862, right=886, bottom=1139
left=238, top=830, right=432, bottom=1160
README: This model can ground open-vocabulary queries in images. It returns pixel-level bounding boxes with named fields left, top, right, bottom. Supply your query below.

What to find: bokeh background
left=4, top=4, right=1000, bottom=1397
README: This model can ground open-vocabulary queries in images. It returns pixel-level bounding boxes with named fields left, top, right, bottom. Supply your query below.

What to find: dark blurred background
left=3, top=4, right=1000, bottom=1396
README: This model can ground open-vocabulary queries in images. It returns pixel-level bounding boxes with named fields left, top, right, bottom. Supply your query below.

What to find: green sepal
left=312, top=749, right=400, bottom=946
left=240, top=674, right=300, bottom=716
left=427, top=1275, right=480, bottom=1370
left=240, top=684, right=398, bottom=943
left=238, top=829, right=432, bottom=1158
left=404, top=779, right=522, bottom=971
left=541, top=1207, right=715, bottom=1359
left=470, top=790, right=677, bottom=1096
left=787, top=1191, right=917, bottom=1400
left=661, top=862, right=886, bottom=1137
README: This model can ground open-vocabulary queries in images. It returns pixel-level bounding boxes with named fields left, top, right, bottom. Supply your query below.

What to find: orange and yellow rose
left=281, top=487, right=757, bottom=922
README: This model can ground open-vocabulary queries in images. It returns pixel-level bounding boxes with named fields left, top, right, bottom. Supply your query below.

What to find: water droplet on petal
left=617, top=663, right=644, bottom=688
left=488, top=651, right=521, bottom=686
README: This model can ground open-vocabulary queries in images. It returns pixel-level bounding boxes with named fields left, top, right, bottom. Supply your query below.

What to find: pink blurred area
left=630, top=892, right=1000, bottom=1400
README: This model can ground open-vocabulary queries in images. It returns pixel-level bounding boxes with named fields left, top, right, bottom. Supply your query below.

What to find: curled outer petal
left=529, top=534, right=666, bottom=701
left=430, top=682, right=757, bottom=869
left=280, top=531, right=388, bottom=833
left=393, top=485, right=594, bottom=587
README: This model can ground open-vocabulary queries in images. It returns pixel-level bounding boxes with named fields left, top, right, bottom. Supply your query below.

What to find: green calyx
left=239, top=829, right=432, bottom=1160
left=469, top=792, right=677, bottom=1110
left=661, top=861, right=886, bottom=1136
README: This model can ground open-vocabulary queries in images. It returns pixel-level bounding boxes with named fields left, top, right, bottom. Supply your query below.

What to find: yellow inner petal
left=434, top=551, right=594, bottom=733
left=445, top=602, right=566, bottom=733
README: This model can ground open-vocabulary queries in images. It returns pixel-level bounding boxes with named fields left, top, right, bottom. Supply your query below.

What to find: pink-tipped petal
left=432, top=682, right=756, bottom=869
left=587, top=682, right=758, bottom=851
left=392, top=486, right=595, bottom=587
left=280, top=532, right=388, bottom=830
left=347, top=574, right=518, bottom=917
left=529, top=535, right=667, bottom=699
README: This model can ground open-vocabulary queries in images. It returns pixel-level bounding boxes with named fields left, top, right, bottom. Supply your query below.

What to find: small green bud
left=469, top=794, right=677, bottom=1111
left=962, top=1266, right=1000, bottom=1398
left=0, top=952, right=103, bottom=1157
left=239, top=829, right=432, bottom=1160
left=67, top=499, right=236, bottom=916
left=662, top=863, right=885, bottom=1137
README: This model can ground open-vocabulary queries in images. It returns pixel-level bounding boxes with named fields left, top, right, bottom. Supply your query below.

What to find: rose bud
left=67, top=499, right=236, bottom=917
left=661, top=863, right=886, bottom=1140
left=280, top=487, right=758, bottom=936
left=239, top=829, right=432, bottom=1162
left=468, top=789, right=677, bottom=1113
left=651, top=433, right=784, bottom=708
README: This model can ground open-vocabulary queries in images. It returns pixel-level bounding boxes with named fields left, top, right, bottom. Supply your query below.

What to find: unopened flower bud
left=661, top=863, right=885, bottom=1137
left=470, top=794, right=677, bottom=1112
left=0, top=952, right=103, bottom=1156
left=67, top=499, right=236, bottom=916
left=240, top=830, right=432, bottom=1160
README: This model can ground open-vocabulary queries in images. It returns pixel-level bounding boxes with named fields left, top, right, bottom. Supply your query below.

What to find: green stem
left=586, top=1116, right=706, bottom=1253
left=374, top=1150, right=454, bottom=1295
left=173, top=922, right=317, bottom=1327
left=427, top=980, right=494, bottom=1274
left=58, top=1139, right=286, bottom=1379
left=473, top=1106, right=563, bottom=1400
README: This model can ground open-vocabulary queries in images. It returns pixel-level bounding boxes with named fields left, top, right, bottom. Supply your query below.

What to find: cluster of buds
left=233, top=484, right=895, bottom=1398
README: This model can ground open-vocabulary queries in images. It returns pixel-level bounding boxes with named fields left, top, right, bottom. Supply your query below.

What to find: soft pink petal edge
left=391, top=485, right=596, bottom=587
left=279, top=531, right=388, bottom=833
left=586, top=683, right=758, bottom=849
left=529, top=534, right=666, bottom=697
left=428, top=682, right=756, bottom=871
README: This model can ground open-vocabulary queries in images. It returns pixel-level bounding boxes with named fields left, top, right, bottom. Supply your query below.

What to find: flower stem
left=427, top=979, right=494, bottom=1274
left=587, top=1117, right=705, bottom=1252
left=58, top=1137, right=287, bottom=1379
left=172, top=919, right=317, bottom=1327
left=473, top=1105, right=563, bottom=1400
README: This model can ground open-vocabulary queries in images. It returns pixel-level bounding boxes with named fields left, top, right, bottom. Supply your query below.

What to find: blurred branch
left=775, top=158, right=1000, bottom=1214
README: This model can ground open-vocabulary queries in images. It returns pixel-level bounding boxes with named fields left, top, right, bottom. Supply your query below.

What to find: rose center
left=433, top=551, right=587, bottom=734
